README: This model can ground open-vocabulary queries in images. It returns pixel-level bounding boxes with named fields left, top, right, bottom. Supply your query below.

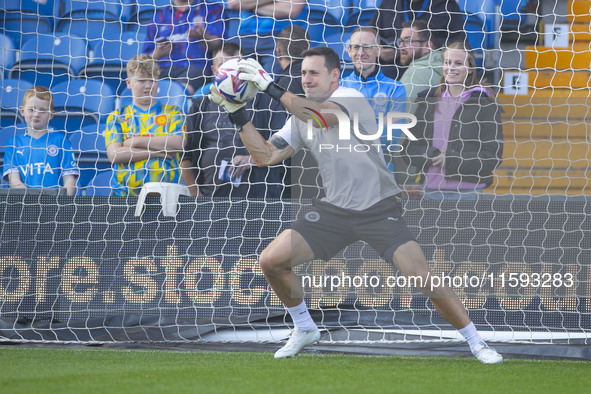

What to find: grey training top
left=276, top=86, right=402, bottom=210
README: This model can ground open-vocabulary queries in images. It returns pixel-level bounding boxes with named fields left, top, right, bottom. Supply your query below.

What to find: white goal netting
left=0, top=0, right=589, bottom=346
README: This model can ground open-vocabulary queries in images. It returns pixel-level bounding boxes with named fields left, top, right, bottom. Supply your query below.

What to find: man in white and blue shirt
left=341, top=27, right=407, bottom=177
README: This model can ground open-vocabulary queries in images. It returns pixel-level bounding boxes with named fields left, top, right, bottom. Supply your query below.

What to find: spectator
left=251, top=25, right=311, bottom=199
left=182, top=43, right=257, bottom=197
left=2, top=86, right=79, bottom=196
left=397, top=20, right=444, bottom=103
left=225, top=0, right=307, bottom=73
left=404, top=41, right=503, bottom=200
left=105, top=55, right=185, bottom=197
left=370, top=0, right=465, bottom=73
left=341, top=26, right=406, bottom=179
left=143, top=0, right=224, bottom=95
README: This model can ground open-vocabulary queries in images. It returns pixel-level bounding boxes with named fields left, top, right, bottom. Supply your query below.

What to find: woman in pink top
left=404, top=41, right=503, bottom=200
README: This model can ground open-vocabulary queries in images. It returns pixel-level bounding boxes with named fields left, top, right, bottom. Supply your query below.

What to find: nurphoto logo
left=305, top=108, right=418, bottom=153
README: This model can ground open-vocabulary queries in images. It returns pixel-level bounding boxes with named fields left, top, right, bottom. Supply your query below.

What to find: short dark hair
left=215, top=42, right=243, bottom=58
left=277, top=25, right=310, bottom=59
left=301, top=46, right=341, bottom=72
left=401, top=19, right=433, bottom=44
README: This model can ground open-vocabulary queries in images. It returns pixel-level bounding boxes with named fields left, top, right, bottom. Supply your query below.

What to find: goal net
left=0, top=1, right=589, bottom=348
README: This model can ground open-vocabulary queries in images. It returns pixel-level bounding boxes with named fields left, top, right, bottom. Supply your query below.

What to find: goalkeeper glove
left=238, top=58, right=286, bottom=102
left=208, top=86, right=250, bottom=129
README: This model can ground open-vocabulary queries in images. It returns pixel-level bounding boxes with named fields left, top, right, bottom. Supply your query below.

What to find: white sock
left=286, top=301, right=317, bottom=332
left=458, top=322, right=487, bottom=354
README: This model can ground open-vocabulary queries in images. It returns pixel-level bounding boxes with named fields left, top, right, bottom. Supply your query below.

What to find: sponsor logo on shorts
left=305, top=211, right=320, bottom=222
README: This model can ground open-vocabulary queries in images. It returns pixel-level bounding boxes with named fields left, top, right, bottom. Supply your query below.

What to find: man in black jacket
left=251, top=25, right=318, bottom=199
left=182, top=43, right=259, bottom=197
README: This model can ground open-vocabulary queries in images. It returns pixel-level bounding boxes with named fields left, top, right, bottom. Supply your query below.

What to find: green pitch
left=0, top=347, right=588, bottom=393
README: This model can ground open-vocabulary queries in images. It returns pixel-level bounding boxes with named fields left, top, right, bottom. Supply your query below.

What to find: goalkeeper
left=209, top=46, right=502, bottom=364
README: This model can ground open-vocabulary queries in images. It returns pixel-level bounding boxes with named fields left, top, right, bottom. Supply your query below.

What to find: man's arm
left=8, top=171, right=26, bottom=189
left=255, top=0, right=305, bottom=19
left=106, top=141, right=171, bottom=164
left=189, top=24, right=222, bottom=53
left=238, top=58, right=344, bottom=127
left=122, top=134, right=184, bottom=152
left=276, top=91, right=344, bottom=127
left=62, top=174, right=77, bottom=196
left=226, top=0, right=273, bottom=11
left=180, top=159, right=201, bottom=197
left=238, top=122, right=294, bottom=167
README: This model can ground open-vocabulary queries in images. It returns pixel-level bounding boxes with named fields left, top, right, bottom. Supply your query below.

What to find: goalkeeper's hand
left=238, top=58, right=273, bottom=91
left=208, top=86, right=246, bottom=114
left=208, top=86, right=250, bottom=128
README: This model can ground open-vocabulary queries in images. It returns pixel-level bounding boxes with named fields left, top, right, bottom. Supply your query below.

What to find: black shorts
left=291, top=196, right=417, bottom=265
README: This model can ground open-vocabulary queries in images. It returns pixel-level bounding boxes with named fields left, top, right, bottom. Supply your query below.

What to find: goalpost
left=0, top=1, right=590, bottom=348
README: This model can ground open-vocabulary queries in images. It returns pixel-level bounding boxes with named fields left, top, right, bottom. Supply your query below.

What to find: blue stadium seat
left=498, top=0, right=530, bottom=30
left=80, top=32, right=142, bottom=95
left=68, top=124, right=108, bottom=156
left=0, top=123, right=27, bottom=184
left=0, top=79, right=34, bottom=128
left=307, top=5, right=347, bottom=46
left=0, top=123, right=27, bottom=158
left=118, top=80, right=189, bottom=112
left=0, top=33, right=16, bottom=80
left=0, top=0, right=53, bottom=47
left=84, top=169, right=113, bottom=196
left=308, top=0, right=348, bottom=24
left=68, top=123, right=110, bottom=188
left=8, top=33, right=87, bottom=88
left=463, top=14, right=487, bottom=67
left=52, top=80, right=116, bottom=132
left=456, top=0, right=495, bottom=48
left=55, top=1, right=126, bottom=42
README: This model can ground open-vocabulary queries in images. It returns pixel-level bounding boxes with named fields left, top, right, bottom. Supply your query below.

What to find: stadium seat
left=0, top=123, right=27, bottom=158
left=118, top=80, right=189, bottom=111
left=308, top=0, right=348, bottom=24
left=0, top=0, right=53, bottom=47
left=0, top=123, right=27, bottom=183
left=8, top=33, right=87, bottom=88
left=55, top=0, right=126, bottom=42
left=456, top=0, right=496, bottom=48
left=84, top=169, right=113, bottom=196
left=498, top=0, right=530, bottom=30
left=51, top=80, right=116, bottom=132
left=80, top=32, right=142, bottom=94
left=0, top=33, right=16, bottom=80
left=0, top=79, right=34, bottom=128
left=68, top=124, right=108, bottom=157
left=307, top=5, right=347, bottom=46
left=463, top=14, right=487, bottom=67
left=68, top=123, right=110, bottom=188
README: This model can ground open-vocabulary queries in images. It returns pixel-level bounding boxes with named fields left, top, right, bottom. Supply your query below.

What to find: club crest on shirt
left=47, top=145, right=59, bottom=157
left=305, top=211, right=320, bottom=222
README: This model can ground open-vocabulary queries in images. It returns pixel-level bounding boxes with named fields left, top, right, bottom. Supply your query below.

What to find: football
left=214, top=58, right=258, bottom=104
